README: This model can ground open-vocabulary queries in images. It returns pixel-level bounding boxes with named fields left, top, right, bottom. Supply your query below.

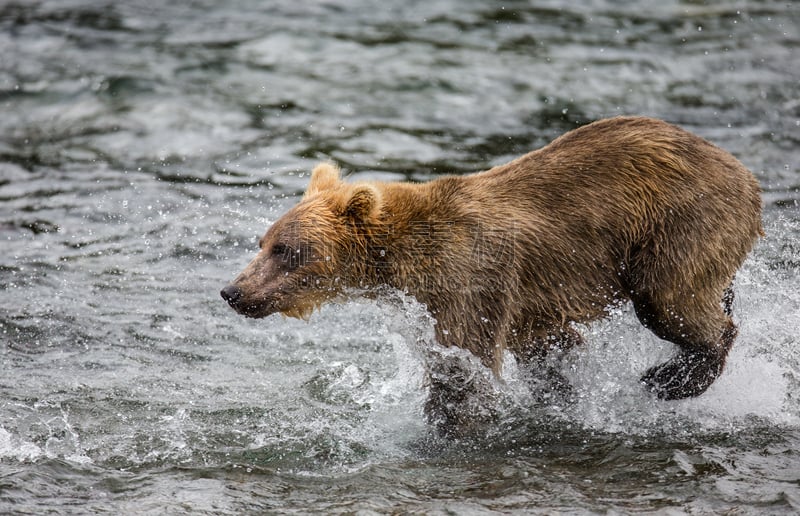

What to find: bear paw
left=641, top=351, right=724, bottom=400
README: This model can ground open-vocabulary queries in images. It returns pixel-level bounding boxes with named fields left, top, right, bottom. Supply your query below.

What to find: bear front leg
left=423, top=350, right=497, bottom=439
left=511, top=327, right=583, bottom=403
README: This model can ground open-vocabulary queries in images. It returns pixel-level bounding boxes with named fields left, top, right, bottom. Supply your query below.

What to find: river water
left=1, top=1, right=799, bottom=513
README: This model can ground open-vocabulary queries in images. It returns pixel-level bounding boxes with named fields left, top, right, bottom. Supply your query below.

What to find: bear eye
left=270, top=242, right=308, bottom=270
left=271, top=243, right=288, bottom=256
left=272, top=243, right=304, bottom=269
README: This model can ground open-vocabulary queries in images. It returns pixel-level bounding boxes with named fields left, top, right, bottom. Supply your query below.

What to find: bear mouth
left=237, top=300, right=279, bottom=319
left=223, top=293, right=280, bottom=319
left=222, top=283, right=333, bottom=321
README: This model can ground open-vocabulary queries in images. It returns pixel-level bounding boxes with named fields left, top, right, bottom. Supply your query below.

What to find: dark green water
left=1, top=1, right=799, bottom=513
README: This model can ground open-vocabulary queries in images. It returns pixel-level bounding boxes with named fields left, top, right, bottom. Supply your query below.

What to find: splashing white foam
left=0, top=427, right=43, bottom=462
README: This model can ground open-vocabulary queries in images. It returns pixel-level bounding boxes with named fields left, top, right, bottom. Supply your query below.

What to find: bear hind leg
left=632, top=293, right=737, bottom=400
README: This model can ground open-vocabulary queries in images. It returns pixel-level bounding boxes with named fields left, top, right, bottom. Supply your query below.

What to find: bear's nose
left=220, top=285, right=243, bottom=305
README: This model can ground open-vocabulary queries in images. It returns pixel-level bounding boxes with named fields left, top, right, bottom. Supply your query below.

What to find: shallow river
left=1, top=1, right=799, bottom=513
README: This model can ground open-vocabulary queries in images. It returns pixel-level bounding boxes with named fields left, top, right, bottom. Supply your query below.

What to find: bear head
left=221, top=163, right=383, bottom=320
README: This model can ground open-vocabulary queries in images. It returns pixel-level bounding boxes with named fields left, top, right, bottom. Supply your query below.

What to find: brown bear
left=221, top=116, right=763, bottom=432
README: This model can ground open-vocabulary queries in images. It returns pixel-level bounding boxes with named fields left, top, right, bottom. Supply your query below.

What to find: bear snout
left=220, top=283, right=280, bottom=318
left=220, top=284, right=243, bottom=306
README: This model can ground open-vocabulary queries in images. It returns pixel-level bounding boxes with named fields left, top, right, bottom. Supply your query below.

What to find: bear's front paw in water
left=641, top=351, right=724, bottom=400
left=424, top=387, right=499, bottom=440
left=424, top=355, right=499, bottom=439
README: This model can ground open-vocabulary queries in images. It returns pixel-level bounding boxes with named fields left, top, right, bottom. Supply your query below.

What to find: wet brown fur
left=224, top=116, right=763, bottom=405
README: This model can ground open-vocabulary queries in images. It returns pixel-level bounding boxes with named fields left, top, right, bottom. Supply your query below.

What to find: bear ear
left=343, top=184, right=382, bottom=222
left=305, top=162, right=341, bottom=197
